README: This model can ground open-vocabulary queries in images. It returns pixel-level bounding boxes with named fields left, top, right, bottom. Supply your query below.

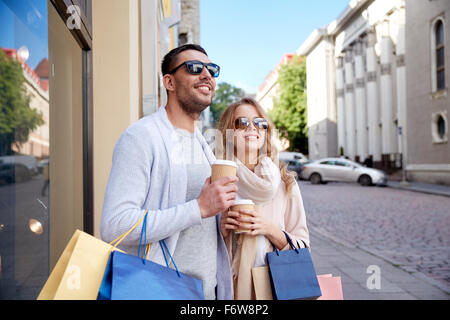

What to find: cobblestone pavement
left=298, top=180, right=450, bottom=292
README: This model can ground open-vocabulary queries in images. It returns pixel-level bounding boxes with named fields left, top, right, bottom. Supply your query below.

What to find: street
left=299, top=179, right=450, bottom=299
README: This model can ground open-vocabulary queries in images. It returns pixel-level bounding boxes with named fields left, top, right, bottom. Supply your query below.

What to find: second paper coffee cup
left=231, top=199, right=255, bottom=234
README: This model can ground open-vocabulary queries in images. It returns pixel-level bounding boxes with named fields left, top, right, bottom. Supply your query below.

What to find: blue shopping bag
left=266, top=231, right=321, bottom=300
left=97, top=212, right=204, bottom=300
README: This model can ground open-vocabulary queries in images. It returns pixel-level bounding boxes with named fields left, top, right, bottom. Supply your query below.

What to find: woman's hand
left=220, top=210, right=241, bottom=238
left=237, top=210, right=288, bottom=250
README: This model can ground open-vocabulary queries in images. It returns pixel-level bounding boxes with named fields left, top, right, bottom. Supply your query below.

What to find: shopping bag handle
left=109, top=210, right=151, bottom=258
left=272, top=231, right=299, bottom=256
left=138, top=211, right=151, bottom=262
left=137, top=210, right=180, bottom=277
left=160, top=240, right=182, bottom=278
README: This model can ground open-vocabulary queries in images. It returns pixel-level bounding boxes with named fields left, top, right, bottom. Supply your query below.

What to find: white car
left=300, top=157, right=387, bottom=186
left=279, top=152, right=309, bottom=164
left=0, top=155, right=39, bottom=176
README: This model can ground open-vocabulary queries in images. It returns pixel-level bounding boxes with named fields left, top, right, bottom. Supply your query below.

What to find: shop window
left=0, top=0, right=91, bottom=300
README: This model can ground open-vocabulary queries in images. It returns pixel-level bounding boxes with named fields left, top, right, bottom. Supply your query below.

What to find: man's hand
left=197, top=176, right=238, bottom=218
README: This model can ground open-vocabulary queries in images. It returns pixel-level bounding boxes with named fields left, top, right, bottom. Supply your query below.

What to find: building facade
left=298, top=0, right=406, bottom=170
left=297, top=29, right=338, bottom=160
left=256, top=53, right=294, bottom=113
left=404, top=0, right=450, bottom=184
left=298, top=0, right=449, bottom=184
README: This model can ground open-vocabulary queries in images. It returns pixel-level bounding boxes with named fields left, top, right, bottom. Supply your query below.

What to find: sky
left=0, top=0, right=48, bottom=69
left=200, top=0, right=350, bottom=95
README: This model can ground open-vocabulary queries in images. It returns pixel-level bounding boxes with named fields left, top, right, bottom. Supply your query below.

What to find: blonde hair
left=216, top=97, right=297, bottom=194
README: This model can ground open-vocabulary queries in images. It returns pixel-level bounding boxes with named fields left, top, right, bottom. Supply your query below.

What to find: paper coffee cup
left=211, top=160, right=237, bottom=183
left=230, top=199, right=255, bottom=234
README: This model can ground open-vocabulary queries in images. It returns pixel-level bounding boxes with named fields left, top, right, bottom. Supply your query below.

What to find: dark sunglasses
left=168, top=60, right=220, bottom=78
left=234, top=117, right=269, bottom=130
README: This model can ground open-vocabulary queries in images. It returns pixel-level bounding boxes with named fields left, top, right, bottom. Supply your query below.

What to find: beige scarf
left=232, top=157, right=281, bottom=299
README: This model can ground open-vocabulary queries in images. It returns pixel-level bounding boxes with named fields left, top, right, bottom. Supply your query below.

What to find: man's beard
left=178, top=88, right=213, bottom=120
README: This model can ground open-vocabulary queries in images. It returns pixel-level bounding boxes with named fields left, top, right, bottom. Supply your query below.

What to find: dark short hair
left=161, top=44, right=208, bottom=76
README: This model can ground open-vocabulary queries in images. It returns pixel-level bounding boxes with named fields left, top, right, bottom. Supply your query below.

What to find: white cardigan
left=100, top=105, right=233, bottom=299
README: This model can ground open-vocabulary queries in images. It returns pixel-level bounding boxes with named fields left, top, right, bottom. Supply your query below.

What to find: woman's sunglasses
left=234, top=117, right=269, bottom=130
left=168, top=60, right=220, bottom=78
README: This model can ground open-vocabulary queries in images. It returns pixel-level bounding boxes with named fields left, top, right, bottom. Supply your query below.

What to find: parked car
left=37, top=158, right=49, bottom=174
left=279, top=152, right=310, bottom=179
left=0, top=162, right=32, bottom=184
left=282, top=158, right=306, bottom=177
left=300, top=157, right=387, bottom=186
left=0, top=155, right=39, bottom=176
left=279, top=151, right=309, bottom=164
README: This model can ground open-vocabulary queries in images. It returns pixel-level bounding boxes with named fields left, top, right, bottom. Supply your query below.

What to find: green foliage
left=210, top=82, right=245, bottom=127
left=0, top=49, right=44, bottom=155
left=269, top=55, right=308, bottom=154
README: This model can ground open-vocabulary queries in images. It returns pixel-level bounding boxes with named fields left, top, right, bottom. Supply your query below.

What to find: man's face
left=168, top=50, right=216, bottom=116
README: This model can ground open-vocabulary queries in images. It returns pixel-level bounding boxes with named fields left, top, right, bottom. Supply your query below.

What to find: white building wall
left=298, top=0, right=406, bottom=169
left=305, top=39, right=337, bottom=160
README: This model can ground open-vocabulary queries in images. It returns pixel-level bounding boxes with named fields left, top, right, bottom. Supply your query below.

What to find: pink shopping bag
left=317, top=274, right=344, bottom=300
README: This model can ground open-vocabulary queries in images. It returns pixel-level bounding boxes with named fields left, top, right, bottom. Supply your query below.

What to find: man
left=101, top=44, right=238, bottom=300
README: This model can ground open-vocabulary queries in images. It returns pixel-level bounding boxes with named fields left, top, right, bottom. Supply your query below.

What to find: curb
left=386, top=182, right=450, bottom=198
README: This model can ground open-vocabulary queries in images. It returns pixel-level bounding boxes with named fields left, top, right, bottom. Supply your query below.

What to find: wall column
left=344, top=49, right=356, bottom=160
left=366, top=29, right=381, bottom=162
left=354, top=41, right=368, bottom=161
left=396, top=8, right=407, bottom=171
left=380, top=24, right=395, bottom=161
left=336, top=56, right=346, bottom=156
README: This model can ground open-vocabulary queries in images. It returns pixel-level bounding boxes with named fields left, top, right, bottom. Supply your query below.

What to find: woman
left=216, top=97, right=310, bottom=300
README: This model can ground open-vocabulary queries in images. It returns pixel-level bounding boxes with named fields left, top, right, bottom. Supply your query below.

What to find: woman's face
left=233, top=104, right=267, bottom=161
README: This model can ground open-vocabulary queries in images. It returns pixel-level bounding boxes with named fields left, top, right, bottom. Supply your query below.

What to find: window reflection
left=0, top=0, right=49, bottom=299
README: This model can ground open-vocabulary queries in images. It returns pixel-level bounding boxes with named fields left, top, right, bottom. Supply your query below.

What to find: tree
left=210, top=82, right=245, bottom=127
left=269, top=55, right=308, bottom=154
left=0, top=49, right=44, bottom=155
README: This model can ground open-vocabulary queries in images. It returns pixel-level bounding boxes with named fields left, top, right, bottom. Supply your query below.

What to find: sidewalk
left=386, top=180, right=450, bottom=198
left=309, top=224, right=450, bottom=300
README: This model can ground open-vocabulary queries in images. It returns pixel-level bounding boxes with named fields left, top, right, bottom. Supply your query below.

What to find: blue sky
left=200, top=0, right=350, bottom=94
left=0, top=0, right=48, bottom=69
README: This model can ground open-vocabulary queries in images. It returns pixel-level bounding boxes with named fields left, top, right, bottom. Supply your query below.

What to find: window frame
left=50, top=0, right=93, bottom=234
left=431, top=16, right=446, bottom=93
left=431, top=111, right=448, bottom=144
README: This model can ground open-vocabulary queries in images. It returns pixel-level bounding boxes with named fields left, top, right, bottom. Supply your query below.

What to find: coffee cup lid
left=213, top=160, right=237, bottom=168
left=232, top=199, right=254, bottom=206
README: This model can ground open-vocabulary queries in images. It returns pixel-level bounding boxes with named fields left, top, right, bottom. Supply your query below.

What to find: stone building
left=179, top=0, right=200, bottom=45
left=297, top=0, right=449, bottom=183
left=404, top=0, right=450, bottom=184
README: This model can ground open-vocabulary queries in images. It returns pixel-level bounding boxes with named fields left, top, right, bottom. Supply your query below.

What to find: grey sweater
left=100, top=106, right=232, bottom=299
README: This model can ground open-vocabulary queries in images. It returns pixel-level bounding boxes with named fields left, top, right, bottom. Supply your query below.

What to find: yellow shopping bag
left=37, top=212, right=149, bottom=300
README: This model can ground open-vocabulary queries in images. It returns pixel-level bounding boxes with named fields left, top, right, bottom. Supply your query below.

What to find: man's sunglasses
left=168, top=60, right=220, bottom=78
left=234, top=117, right=269, bottom=130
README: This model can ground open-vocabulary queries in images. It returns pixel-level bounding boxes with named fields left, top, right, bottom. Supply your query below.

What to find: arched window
left=435, top=20, right=445, bottom=90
